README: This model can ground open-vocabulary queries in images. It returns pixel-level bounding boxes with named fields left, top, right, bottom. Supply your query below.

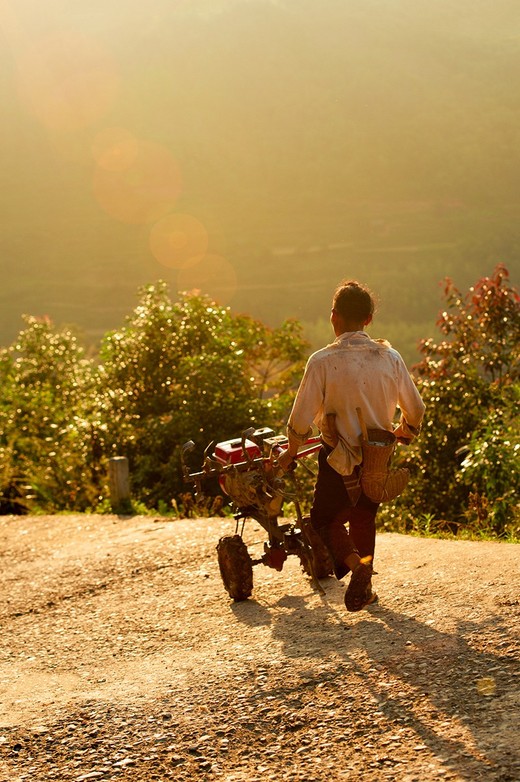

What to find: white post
left=108, top=456, right=130, bottom=513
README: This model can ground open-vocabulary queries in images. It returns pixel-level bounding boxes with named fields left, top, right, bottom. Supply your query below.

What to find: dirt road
left=0, top=514, right=518, bottom=781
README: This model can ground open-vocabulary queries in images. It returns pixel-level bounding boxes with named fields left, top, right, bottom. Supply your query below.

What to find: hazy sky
left=0, top=0, right=277, bottom=33
left=1, top=0, right=519, bottom=354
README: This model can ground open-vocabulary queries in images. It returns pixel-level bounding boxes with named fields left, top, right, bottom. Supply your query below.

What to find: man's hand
left=393, top=423, right=412, bottom=445
left=276, top=448, right=297, bottom=473
left=394, top=418, right=421, bottom=445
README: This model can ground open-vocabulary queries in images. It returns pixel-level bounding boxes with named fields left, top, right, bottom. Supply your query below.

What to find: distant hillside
left=1, top=0, right=519, bottom=363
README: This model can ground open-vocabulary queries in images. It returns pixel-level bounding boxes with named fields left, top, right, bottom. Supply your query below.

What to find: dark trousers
left=310, top=445, right=379, bottom=580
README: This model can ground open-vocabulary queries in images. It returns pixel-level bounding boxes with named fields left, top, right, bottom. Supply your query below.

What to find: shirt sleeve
left=287, top=356, right=325, bottom=441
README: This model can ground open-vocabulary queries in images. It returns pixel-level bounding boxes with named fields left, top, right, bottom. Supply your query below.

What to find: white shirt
left=287, top=331, right=426, bottom=475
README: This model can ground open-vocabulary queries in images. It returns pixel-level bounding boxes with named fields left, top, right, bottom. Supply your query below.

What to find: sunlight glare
left=92, top=128, right=139, bottom=172
left=476, top=677, right=496, bottom=696
left=149, top=213, right=209, bottom=269
left=93, top=140, right=183, bottom=224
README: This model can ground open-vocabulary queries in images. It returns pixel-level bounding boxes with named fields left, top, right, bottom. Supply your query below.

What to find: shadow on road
left=231, top=585, right=519, bottom=780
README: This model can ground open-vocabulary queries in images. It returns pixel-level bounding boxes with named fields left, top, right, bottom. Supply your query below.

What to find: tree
left=98, top=283, right=308, bottom=508
left=395, top=264, right=519, bottom=536
left=0, top=316, right=106, bottom=512
left=0, top=284, right=308, bottom=514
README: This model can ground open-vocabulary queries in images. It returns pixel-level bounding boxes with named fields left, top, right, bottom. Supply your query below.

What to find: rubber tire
left=298, top=523, right=334, bottom=579
left=298, top=546, right=334, bottom=580
left=216, top=535, right=254, bottom=601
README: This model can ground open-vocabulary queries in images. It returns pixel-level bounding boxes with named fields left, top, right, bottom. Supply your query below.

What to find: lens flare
left=149, top=213, right=209, bottom=269
left=93, top=140, right=182, bottom=224
left=476, top=677, right=496, bottom=696
left=16, top=32, right=119, bottom=131
left=177, top=254, right=237, bottom=305
left=92, top=128, right=139, bottom=172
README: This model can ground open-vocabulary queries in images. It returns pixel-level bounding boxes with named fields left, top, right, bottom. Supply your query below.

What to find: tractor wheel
left=216, top=535, right=254, bottom=601
left=298, top=520, right=334, bottom=579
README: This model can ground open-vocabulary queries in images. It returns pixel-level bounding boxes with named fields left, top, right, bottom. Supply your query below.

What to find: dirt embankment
left=0, top=514, right=518, bottom=782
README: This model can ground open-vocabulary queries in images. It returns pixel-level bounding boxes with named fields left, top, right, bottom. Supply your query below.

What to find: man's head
left=331, top=280, right=375, bottom=335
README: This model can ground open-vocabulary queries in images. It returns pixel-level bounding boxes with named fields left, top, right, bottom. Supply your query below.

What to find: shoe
left=344, top=558, right=374, bottom=612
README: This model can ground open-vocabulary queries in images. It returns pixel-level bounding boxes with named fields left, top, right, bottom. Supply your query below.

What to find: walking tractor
left=181, top=427, right=334, bottom=601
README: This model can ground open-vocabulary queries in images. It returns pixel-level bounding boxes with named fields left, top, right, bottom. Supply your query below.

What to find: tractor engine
left=213, top=429, right=287, bottom=520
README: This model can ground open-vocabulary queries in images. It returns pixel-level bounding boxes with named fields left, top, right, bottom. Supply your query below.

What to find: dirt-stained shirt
left=287, top=330, right=426, bottom=476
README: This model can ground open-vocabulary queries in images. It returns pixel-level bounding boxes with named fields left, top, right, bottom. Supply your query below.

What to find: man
left=278, top=280, right=425, bottom=611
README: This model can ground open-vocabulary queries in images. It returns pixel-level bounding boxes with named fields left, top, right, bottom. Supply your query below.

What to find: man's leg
left=342, top=496, right=380, bottom=610
left=310, top=447, right=380, bottom=610
left=310, top=447, right=357, bottom=580
left=346, top=494, right=379, bottom=563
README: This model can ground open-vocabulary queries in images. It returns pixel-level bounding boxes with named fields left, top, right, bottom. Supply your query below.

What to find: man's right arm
left=278, top=358, right=324, bottom=468
left=287, top=358, right=324, bottom=437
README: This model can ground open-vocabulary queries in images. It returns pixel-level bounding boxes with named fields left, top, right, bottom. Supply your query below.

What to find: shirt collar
left=335, top=330, right=370, bottom=344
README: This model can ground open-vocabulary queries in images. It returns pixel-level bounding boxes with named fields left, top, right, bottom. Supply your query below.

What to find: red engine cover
left=213, top=438, right=262, bottom=465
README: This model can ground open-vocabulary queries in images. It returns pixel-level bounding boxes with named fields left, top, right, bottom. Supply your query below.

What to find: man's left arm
left=394, top=361, right=426, bottom=443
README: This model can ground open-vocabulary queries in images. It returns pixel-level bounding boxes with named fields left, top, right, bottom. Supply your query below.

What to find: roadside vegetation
left=381, top=264, right=519, bottom=541
left=0, top=265, right=518, bottom=541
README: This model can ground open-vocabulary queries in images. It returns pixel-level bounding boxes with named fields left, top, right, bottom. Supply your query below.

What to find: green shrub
left=0, top=317, right=107, bottom=512
left=457, top=405, right=520, bottom=538
left=97, top=282, right=308, bottom=508
left=0, top=286, right=308, bottom=514
left=390, top=264, right=519, bottom=537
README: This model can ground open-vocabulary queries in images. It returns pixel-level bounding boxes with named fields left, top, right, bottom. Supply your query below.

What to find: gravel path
left=0, top=513, right=518, bottom=781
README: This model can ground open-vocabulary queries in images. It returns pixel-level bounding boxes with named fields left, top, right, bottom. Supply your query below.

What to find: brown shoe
left=344, top=559, right=374, bottom=612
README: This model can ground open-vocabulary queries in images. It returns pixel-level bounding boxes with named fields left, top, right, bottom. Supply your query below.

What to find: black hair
left=332, top=280, right=375, bottom=323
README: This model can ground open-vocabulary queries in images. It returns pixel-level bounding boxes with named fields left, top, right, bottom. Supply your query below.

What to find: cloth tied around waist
left=325, top=410, right=410, bottom=504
